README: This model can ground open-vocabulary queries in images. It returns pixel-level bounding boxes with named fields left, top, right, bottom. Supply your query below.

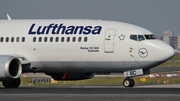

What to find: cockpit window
left=130, top=35, right=137, bottom=41
left=138, top=35, right=145, bottom=41
left=144, top=35, right=156, bottom=40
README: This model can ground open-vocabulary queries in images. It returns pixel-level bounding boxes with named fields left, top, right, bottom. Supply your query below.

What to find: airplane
left=0, top=15, right=175, bottom=88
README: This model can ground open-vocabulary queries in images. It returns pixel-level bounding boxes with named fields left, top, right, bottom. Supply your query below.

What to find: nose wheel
left=123, top=77, right=135, bottom=87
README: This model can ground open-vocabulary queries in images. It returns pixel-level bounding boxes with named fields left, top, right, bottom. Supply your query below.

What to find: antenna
left=6, top=14, right=12, bottom=20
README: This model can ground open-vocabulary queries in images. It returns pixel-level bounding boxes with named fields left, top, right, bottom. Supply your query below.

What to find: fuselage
left=0, top=19, right=175, bottom=73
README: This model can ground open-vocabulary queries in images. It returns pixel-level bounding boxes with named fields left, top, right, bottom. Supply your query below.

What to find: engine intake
left=0, top=56, right=22, bottom=80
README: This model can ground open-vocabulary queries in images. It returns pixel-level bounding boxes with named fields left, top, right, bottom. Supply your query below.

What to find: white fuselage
left=0, top=19, right=175, bottom=73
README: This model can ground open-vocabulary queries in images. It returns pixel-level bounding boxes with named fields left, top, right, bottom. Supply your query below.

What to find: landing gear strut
left=123, top=77, right=135, bottom=87
left=2, top=78, right=21, bottom=88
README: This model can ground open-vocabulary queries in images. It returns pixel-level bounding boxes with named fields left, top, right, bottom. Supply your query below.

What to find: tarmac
left=1, top=84, right=180, bottom=101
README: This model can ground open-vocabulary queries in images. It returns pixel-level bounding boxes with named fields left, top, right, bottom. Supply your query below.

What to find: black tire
left=2, top=78, right=21, bottom=88
left=129, top=79, right=135, bottom=87
left=2, top=80, right=13, bottom=88
left=12, top=78, right=21, bottom=88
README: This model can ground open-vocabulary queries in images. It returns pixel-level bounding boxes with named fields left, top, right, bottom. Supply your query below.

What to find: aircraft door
left=104, top=29, right=116, bottom=53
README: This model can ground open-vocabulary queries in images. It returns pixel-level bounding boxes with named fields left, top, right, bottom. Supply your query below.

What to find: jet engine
left=0, top=56, right=22, bottom=80
left=46, top=72, right=96, bottom=80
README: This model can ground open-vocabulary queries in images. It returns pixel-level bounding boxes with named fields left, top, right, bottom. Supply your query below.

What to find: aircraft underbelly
left=39, top=61, right=155, bottom=72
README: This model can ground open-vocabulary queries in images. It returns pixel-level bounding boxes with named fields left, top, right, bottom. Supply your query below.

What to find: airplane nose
left=155, top=41, right=175, bottom=61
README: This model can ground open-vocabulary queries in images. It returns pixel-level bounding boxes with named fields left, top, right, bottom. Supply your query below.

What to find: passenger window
left=55, top=37, right=59, bottom=42
left=22, top=37, right=25, bottom=42
left=16, top=37, right=20, bottom=42
left=61, top=37, right=64, bottom=42
left=33, top=37, right=36, bottom=42
left=6, top=37, right=9, bottom=42
left=11, top=37, right=14, bottom=42
left=50, top=37, right=53, bottom=42
left=1, top=37, right=4, bottom=42
left=78, top=37, right=81, bottom=42
left=44, top=37, right=47, bottom=42
left=84, top=37, right=88, bottom=42
left=39, top=37, right=42, bottom=42
left=138, top=35, right=145, bottom=41
left=72, top=37, right=76, bottom=42
left=130, top=35, right=137, bottom=41
left=67, top=37, right=70, bottom=42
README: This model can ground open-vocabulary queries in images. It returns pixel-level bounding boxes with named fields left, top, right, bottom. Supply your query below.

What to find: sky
left=0, top=0, right=180, bottom=36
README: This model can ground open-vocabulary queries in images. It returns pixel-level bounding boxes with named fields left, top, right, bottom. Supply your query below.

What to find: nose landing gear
left=123, top=69, right=149, bottom=88
left=123, top=77, right=135, bottom=87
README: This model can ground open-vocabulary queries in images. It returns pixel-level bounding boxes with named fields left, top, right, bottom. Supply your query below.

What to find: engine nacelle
left=46, top=72, right=95, bottom=80
left=0, top=56, right=22, bottom=80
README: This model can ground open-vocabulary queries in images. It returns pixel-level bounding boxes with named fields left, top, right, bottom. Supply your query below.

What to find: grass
left=159, top=62, right=180, bottom=67
left=0, top=77, right=180, bottom=87
left=169, top=54, right=180, bottom=61
left=159, top=54, right=180, bottom=67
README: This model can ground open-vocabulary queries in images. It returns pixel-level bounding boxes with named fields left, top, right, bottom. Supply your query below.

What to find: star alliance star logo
left=118, top=34, right=125, bottom=41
